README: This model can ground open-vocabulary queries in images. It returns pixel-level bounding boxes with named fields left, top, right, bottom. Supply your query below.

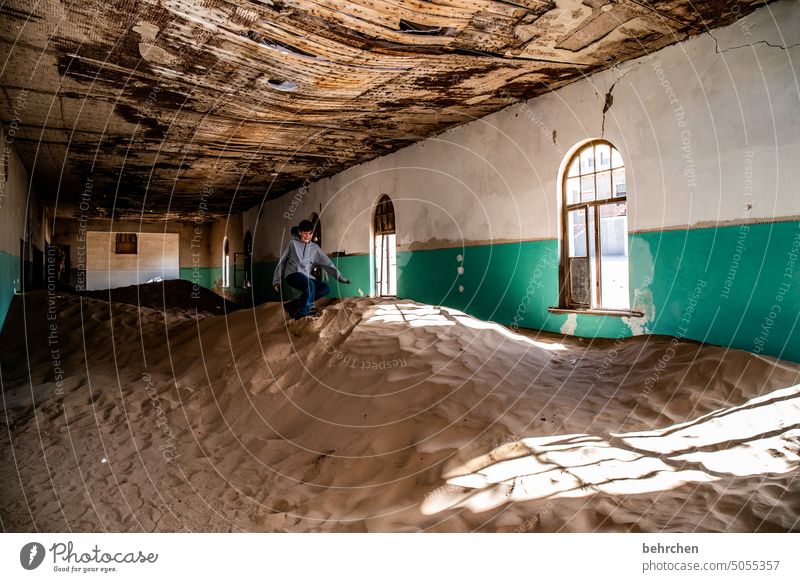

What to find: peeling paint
left=133, top=21, right=160, bottom=42
left=625, top=235, right=655, bottom=335
left=560, top=312, right=578, bottom=335
left=0, top=0, right=769, bottom=218
left=624, top=286, right=654, bottom=336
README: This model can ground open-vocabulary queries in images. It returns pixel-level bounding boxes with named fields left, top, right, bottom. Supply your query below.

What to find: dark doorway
left=243, top=231, right=252, bottom=288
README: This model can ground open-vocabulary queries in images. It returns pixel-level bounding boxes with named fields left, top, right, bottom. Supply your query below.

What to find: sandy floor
left=1, top=290, right=799, bottom=532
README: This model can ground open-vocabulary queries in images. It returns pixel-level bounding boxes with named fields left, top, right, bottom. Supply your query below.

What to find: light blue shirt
left=272, top=236, right=347, bottom=285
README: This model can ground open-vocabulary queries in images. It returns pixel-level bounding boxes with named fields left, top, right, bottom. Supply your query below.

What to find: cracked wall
left=246, top=0, right=800, bottom=361
left=249, top=0, right=800, bottom=254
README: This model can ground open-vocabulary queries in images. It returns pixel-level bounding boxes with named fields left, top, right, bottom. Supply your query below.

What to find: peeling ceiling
left=0, top=0, right=766, bottom=219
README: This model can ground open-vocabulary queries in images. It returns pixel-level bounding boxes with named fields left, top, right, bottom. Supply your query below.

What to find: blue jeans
left=285, top=272, right=330, bottom=317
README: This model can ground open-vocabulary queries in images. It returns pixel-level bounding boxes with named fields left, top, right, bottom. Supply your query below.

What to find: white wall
left=1, top=124, right=45, bottom=258
left=86, top=231, right=179, bottom=290
left=1, top=121, right=46, bottom=330
left=246, top=0, right=800, bottom=260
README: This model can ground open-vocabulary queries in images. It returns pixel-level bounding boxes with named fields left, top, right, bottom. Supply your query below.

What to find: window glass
left=566, top=177, right=581, bottom=205
left=580, top=174, right=595, bottom=202
left=568, top=208, right=586, bottom=257
left=567, top=157, right=580, bottom=178
left=596, top=170, right=611, bottom=200
left=580, top=147, right=594, bottom=174
left=612, top=168, right=626, bottom=197
left=611, top=147, right=624, bottom=168
left=596, top=143, right=611, bottom=171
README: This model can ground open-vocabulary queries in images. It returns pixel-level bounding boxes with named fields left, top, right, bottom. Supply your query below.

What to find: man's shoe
left=292, top=308, right=319, bottom=320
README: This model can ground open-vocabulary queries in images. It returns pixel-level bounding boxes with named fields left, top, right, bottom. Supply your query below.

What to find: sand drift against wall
left=1, top=292, right=799, bottom=532
left=78, top=279, right=241, bottom=319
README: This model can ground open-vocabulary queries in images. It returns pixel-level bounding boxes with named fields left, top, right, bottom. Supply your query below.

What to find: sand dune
left=1, top=291, right=799, bottom=532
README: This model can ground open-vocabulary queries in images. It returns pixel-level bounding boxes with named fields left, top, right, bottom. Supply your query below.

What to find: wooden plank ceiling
left=0, top=0, right=763, bottom=219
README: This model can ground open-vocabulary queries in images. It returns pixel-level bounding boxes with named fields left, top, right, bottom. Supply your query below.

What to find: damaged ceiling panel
left=0, top=0, right=767, bottom=219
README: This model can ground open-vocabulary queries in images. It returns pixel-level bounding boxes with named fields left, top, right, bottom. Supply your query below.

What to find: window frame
left=114, top=233, right=138, bottom=255
left=374, top=195, right=396, bottom=235
left=559, top=139, right=629, bottom=312
left=222, top=237, right=230, bottom=288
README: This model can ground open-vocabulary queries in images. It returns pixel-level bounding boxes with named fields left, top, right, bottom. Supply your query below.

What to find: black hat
left=297, top=219, right=314, bottom=232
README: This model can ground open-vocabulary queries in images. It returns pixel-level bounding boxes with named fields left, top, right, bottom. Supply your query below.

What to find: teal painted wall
left=396, top=240, right=630, bottom=338
left=179, top=267, right=213, bottom=290
left=252, top=221, right=799, bottom=362
left=208, top=266, right=223, bottom=290
left=252, top=255, right=371, bottom=304
left=0, top=250, right=20, bottom=333
left=631, top=221, right=800, bottom=363
left=330, top=255, right=371, bottom=299
left=396, top=221, right=799, bottom=362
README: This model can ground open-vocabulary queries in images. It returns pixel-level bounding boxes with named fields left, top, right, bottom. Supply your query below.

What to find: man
left=273, top=219, right=351, bottom=319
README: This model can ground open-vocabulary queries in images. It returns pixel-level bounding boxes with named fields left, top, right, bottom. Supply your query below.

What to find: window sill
left=548, top=306, right=644, bottom=318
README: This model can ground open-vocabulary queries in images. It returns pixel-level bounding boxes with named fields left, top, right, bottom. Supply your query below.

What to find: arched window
left=222, top=237, right=230, bottom=288
left=374, top=195, right=397, bottom=296
left=561, top=140, right=629, bottom=310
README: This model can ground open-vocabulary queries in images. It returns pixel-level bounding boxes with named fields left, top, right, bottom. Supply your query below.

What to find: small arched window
left=222, top=236, right=230, bottom=288
left=561, top=140, right=629, bottom=310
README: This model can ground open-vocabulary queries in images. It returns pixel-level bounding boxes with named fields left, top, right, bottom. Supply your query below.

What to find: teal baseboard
left=179, top=267, right=212, bottom=290
left=253, top=255, right=372, bottom=304
left=631, top=221, right=800, bottom=362
left=0, top=250, right=20, bottom=333
left=251, top=221, right=799, bottom=362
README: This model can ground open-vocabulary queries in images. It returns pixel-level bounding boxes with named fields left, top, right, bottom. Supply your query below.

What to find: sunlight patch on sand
left=423, top=385, right=800, bottom=515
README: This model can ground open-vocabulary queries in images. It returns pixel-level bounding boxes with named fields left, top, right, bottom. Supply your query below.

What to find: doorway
left=242, top=231, right=252, bottom=288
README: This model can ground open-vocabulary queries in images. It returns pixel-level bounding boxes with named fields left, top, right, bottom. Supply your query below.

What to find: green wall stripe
left=179, top=267, right=213, bottom=290
left=252, top=220, right=800, bottom=362
left=252, top=256, right=371, bottom=305
left=395, top=240, right=629, bottom=338
left=208, top=266, right=223, bottom=289
left=330, top=255, right=371, bottom=299
left=631, top=221, right=800, bottom=362
left=0, top=250, right=19, bottom=333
